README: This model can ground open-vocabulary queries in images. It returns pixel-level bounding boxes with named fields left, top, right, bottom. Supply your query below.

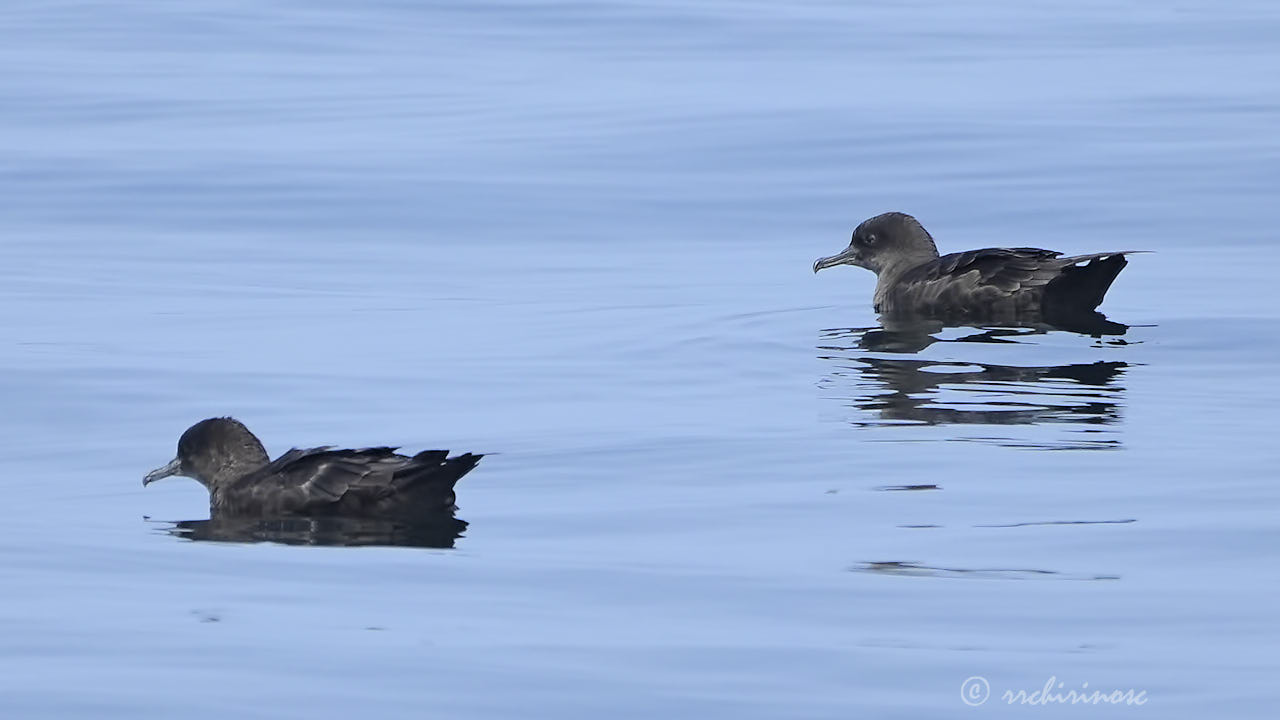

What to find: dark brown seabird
left=813, top=212, right=1135, bottom=322
left=143, top=418, right=482, bottom=519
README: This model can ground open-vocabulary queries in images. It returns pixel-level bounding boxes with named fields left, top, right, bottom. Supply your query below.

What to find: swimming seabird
left=144, top=417, right=482, bottom=519
left=813, top=212, right=1135, bottom=321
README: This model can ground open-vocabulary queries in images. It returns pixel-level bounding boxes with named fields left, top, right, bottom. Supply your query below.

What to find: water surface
left=2, top=1, right=1278, bottom=717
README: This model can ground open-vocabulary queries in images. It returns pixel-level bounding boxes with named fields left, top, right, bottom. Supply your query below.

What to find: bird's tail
left=1044, top=252, right=1132, bottom=312
left=392, top=451, right=484, bottom=512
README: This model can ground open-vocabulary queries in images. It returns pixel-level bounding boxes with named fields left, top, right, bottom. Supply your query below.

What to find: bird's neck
left=206, top=455, right=267, bottom=514
left=872, top=253, right=935, bottom=306
left=205, top=447, right=270, bottom=490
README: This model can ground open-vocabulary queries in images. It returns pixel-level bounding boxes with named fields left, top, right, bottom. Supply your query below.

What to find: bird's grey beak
left=813, top=246, right=859, bottom=273
left=143, top=456, right=183, bottom=486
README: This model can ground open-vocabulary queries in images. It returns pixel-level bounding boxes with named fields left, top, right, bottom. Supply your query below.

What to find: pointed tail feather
left=432, top=452, right=483, bottom=490
left=1044, top=252, right=1131, bottom=312
left=386, top=451, right=484, bottom=513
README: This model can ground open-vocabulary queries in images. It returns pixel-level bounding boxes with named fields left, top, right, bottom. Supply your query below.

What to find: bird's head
left=144, top=417, right=269, bottom=488
left=813, top=212, right=939, bottom=276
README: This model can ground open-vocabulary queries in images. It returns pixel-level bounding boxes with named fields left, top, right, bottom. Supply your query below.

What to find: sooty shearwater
left=813, top=212, right=1136, bottom=322
left=143, top=418, right=482, bottom=519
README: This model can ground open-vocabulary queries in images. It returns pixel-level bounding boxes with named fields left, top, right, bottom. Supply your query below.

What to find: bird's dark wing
left=910, top=248, right=1066, bottom=294
left=879, top=248, right=1067, bottom=316
left=885, top=247, right=1136, bottom=318
left=222, top=447, right=480, bottom=517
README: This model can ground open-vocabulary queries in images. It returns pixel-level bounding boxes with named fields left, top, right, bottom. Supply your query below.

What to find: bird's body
left=814, top=212, right=1134, bottom=323
left=144, top=418, right=481, bottom=520
left=209, top=445, right=478, bottom=518
left=876, top=247, right=1129, bottom=321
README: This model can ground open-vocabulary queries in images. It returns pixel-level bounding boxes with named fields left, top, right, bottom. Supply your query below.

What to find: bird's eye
left=864, top=233, right=877, bottom=246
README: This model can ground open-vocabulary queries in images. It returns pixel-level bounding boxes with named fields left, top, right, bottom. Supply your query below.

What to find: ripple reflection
left=153, top=514, right=467, bottom=549
left=818, top=325, right=1130, bottom=450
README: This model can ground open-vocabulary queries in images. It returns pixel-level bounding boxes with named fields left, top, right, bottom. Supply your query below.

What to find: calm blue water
left=2, top=1, right=1278, bottom=717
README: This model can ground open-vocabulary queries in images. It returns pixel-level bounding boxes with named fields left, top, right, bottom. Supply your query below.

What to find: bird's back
left=880, top=248, right=1130, bottom=321
left=213, top=446, right=482, bottom=519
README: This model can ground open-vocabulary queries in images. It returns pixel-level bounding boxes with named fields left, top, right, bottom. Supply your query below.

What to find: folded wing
left=220, top=446, right=482, bottom=518
left=889, top=248, right=1131, bottom=316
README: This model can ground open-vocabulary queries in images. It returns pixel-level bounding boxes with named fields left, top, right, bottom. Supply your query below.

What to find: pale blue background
left=2, top=1, right=1277, bottom=717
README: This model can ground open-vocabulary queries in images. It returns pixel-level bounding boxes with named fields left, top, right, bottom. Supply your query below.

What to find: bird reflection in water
left=817, top=316, right=1130, bottom=449
left=153, top=513, right=468, bottom=549
left=848, top=310, right=1130, bottom=354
